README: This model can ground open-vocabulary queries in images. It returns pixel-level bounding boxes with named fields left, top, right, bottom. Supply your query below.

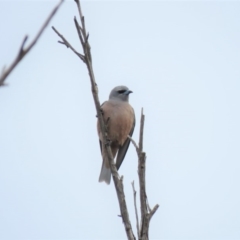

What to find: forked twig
left=52, top=26, right=85, bottom=62
left=0, top=0, right=64, bottom=86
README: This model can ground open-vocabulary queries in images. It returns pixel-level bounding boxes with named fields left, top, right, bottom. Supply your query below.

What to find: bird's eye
left=118, top=90, right=126, bottom=94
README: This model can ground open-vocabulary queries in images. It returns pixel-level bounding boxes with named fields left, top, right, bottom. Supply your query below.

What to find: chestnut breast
left=97, top=100, right=134, bottom=146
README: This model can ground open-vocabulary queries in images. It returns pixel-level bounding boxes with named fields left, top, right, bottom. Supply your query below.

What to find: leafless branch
left=128, top=135, right=139, bottom=155
left=52, top=26, right=85, bottom=62
left=52, top=1, right=135, bottom=239
left=139, top=110, right=159, bottom=240
left=130, top=109, right=159, bottom=240
left=0, top=0, right=64, bottom=87
left=149, top=204, right=159, bottom=221
left=132, top=181, right=140, bottom=239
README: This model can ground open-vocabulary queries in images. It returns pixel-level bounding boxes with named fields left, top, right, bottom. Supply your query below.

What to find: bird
left=97, top=86, right=135, bottom=184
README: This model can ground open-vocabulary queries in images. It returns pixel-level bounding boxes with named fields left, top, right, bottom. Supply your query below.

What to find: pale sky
left=0, top=1, right=240, bottom=240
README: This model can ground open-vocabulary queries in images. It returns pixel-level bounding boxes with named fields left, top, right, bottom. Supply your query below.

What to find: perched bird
left=97, top=86, right=135, bottom=184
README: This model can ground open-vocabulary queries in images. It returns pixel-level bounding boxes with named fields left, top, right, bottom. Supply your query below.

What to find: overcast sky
left=1, top=1, right=240, bottom=240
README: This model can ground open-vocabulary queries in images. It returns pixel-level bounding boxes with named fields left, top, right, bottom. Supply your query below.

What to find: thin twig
left=128, top=135, right=139, bottom=154
left=132, top=181, right=140, bottom=239
left=52, top=26, right=85, bottom=62
left=74, top=17, right=84, bottom=47
left=75, top=0, right=83, bottom=19
left=149, top=204, right=159, bottom=221
left=74, top=0, right=91, bottom=63
left=138, top=110, right=148, bottom=223
left=19, top=36, right=28, bottom=55
left=0, top=0, right=64, bottom=86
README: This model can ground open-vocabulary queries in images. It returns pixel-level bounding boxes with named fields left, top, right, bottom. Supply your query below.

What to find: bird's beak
left=125, top=90, right=133, bottom=95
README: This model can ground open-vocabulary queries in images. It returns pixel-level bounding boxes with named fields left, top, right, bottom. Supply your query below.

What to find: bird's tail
left=98, top=160, right=111, bottom=184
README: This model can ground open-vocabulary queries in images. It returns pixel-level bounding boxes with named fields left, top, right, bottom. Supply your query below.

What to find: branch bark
left=0, top=0, right=64, bottom=87
left=132, top=181, right=140, bottom=239
left=52, top=1, right=135, bottom=239
left=129, top=109, right=159, bottom=240
left=53, top=1, right=159, bottom=239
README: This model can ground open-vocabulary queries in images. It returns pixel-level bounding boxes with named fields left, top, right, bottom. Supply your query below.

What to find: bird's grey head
left=109, top=86, right=133, bottom=102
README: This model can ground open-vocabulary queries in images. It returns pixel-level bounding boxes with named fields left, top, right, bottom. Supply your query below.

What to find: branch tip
left=20, top=35, right=28, bottom=52
left=0, top=0, right=64, bottom=86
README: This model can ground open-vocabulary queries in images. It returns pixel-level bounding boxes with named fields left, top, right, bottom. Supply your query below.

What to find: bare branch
left=138, top=110, right=148, bottom=222
left=128, top=135, right=139, bottom=154
left=19, top=36, right=28, bottom=55
left=52, top=1, right=135, bottom=239
left=130, top=110, right=160, bottom=239
left=74, top=0, right=92, bottom=63
left=0, top=0, right=64, bottom=87
left=52, top=26, right=85, bottom=63
left=132, top=181, right=140, bottom=239
left=149, top=204, right=159, bottom=221
left=74, top=0, right=84, bottom=20
left=74, top=17, right=84, bottom=48
left=134, top=109, right=159, bottom=240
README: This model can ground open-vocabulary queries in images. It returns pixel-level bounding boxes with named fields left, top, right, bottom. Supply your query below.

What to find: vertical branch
left=138, top=110, right=159, bottom=240
left=138, top=109, right=149, bottom=239
left=129, top=110, right=159, bottom=240
left=132, top=181, right=140, bottom=239
left=53, top=1, right=135, bottom=239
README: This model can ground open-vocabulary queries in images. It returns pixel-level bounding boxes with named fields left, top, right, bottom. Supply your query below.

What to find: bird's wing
left=97, top=101, right=106, bottom=154
left=115, top=109, right=135, bottom=170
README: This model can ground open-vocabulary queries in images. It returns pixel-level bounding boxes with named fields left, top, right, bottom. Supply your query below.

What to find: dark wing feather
left=97, top=101, right=105, bottom=154
left=115, top=111, right=135, bottom=170
left=99, top=140, right=102, bottom=153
